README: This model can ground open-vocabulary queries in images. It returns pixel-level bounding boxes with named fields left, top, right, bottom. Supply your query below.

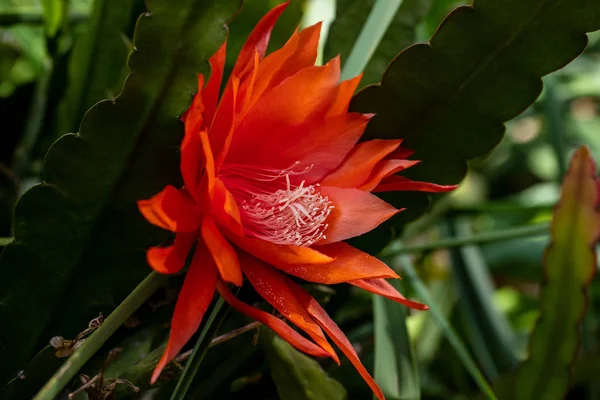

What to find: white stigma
left=240, top=173, right=333, bottom=247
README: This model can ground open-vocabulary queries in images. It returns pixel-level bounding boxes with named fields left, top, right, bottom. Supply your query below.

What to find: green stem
left=340, top=0, right=403, bottom=81
left=382, top=223, right=549, bottom=257
left=399, top=258, right=498, bottom=400
left=33, top=272, right=167, bottom=400
left=0, top=237, right=14, bottom=246
left=170, top=296, right=230, bottom=400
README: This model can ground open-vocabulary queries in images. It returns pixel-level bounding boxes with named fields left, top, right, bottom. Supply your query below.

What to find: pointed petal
left=212, top=76, right=239, bottom=167
left=326, top=73, right=362, bottom=117
left=147, top=232, right=196, bottom=275
left=201, top=217, right=242, bottom=286
left=230, top=112, right=371, bottom=184
left=359, top=159, right=421, bottom=192
left=181, top=129, right=204, bottom=200
left=203, top=40, right=227, bottom=124
left=241, top=254, right=339, bottom=363
left=274, top=242, right=398, bottom=284
left=318, top=186, right=400, bottom=244
left=216, top=281, right=331, bottom=358
left=227, top=57, right=344, bottom=175
left=213, top=178, right=244, bottom=236
left=288, top=282, right=385, bottom=400
left=151, top=243, right=218, bottom=384
left=199, top=130, right=244, bottom=235
left=386, top=147, right=415, bottom=159
left=247, top=23, right=322, bottom=110
left=374, top=175, right=458, bottom=193
left=321, top=139, right=403, bottom=188
left=199, top=129, right=216, bottom=192
left=229, top=234, right=334, bottom=265
left=137, top=185, right=200, bottom=232
left=232, top=1, right=288, bottom=78
left=349, top=278, right=429, bottom=310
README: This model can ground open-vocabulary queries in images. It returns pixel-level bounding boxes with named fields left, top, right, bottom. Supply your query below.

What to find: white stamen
left=220, top=162, right=333, bottom=246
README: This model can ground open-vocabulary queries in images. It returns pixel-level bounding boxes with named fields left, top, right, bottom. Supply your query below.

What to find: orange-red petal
left=227, top=57, right=343, bottom=171
left=288, top=282, right=385, bottom=400
left=212, top=178, right=244, bottom=236
left=318, top=186, right=400, bottom=244
left=146, top=232, right=196, bottom=275
left=203, top=40, right=227, bottom=125
left=229, top=234, right=334, bottom=266
left=273, top=242, right=398, bottom=284
left=247, top=23, right=322, bottom=109
left=326, top=73, right=362, bottom=117
left=137, top=185, right=200, bottom=232
left=216, top=281, right=331, bottom=358
left=321, top=139, right=403, bottom=188
left=359, top=159, right=420, bottom=192
left=181, top=129, right=204, bottom=200
left=374, top=175, right=458, bottom=193
left=240, top=254, right=339, bottom=363
left=201, top=217, right=242, bottom=286
left=211, top=75, right=239, bottom=166
left=151, top=243, right=218, bottom=384
left=181, top=74, right=205, bottom=139
left=349, top=278, right=429, bottom=310
left=232, top=1, right=288, bottom=78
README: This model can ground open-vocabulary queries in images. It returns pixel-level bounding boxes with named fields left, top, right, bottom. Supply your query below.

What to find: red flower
left=138, top=3, right=455, bottom=398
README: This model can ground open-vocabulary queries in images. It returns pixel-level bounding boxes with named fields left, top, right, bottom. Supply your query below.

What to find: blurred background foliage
left=1, top=0, right=600, bottom=399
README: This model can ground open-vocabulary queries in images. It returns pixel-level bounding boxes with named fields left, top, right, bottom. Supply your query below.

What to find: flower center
left=220, top=163, right=333, bottom=247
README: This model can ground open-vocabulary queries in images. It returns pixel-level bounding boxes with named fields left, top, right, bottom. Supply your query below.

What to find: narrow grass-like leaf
left=55, top=0, right=135, bottom=136
left=170, top=297, right=230, bottom=400
left=0, top=0, right=241, bottom=385
left=351, top=0, right=600, bottom=235
left=511, top=146, right=600, bottom=399
left=327, top=0, right=429, bottom=86
left=397, top=256, right=497, bottom=400
left=260, top=327, right=347, bottom=400
left=446, top=219, right=520, bottom=378
left=373, top=278, right=420, bottom=399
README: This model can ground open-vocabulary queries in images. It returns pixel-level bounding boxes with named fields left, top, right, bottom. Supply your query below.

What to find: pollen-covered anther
left=241, top=176, right=333, bottom=247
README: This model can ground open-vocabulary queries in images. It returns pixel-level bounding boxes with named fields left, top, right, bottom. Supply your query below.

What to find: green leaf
left=55, top=0, right=135, bottom=136
left=260, top=327, right=347, bottom=400
left=351, top=0, right=600, bottom=233
left=0, top=0, right=241, bottom=386
left=373, top=278, right=420, bottom=400
left=398, top=256, right=497, bottom=400
left=0, top=347, right=62, bottom=400
left=41, top=0, right=66, bottom=37
left=511, top=146, right=600, bottom=399
left=445, top=219, right=520, bottom=378
left=325, top=0, right=430, bottom=87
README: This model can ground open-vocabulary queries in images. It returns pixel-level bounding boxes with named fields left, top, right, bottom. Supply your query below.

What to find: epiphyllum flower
left=138, top=3, right=455, bottom=399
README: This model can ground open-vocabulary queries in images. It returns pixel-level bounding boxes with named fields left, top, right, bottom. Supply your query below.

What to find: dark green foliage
left=55, top=0, right=135, bottom=136
left=352, top=0, right=600, bottom=232
left=325, top=0, right=431, bottom=87
left=0, top=0, right=241, bottom=385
